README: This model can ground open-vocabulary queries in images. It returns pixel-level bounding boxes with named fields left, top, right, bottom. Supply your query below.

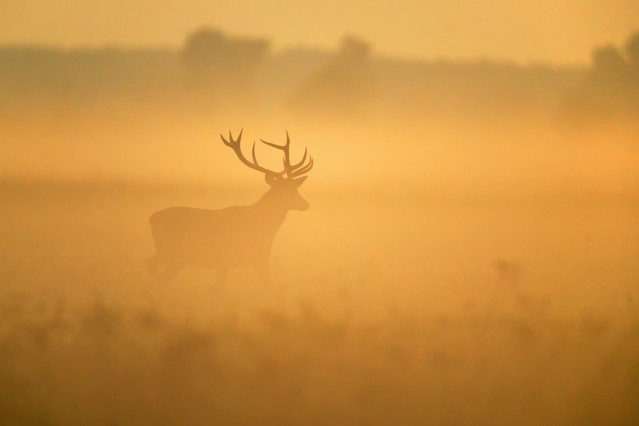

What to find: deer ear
left=291, top=176, right=307, bottom=188
left=265, top=174, right=278, bottom=186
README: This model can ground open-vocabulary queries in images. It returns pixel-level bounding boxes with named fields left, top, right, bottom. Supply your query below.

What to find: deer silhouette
left=147, top=130, right=313, bottom=284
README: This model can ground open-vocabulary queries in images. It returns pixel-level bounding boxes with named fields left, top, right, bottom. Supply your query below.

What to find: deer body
left=147, top=130, right=312, bottom=283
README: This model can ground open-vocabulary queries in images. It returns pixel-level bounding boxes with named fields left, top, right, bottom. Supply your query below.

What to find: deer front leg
left=146, top=254, right=161, bottom=278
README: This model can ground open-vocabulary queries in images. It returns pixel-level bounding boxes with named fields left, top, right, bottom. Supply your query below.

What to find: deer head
left=220, top=129, right=313, bottom=211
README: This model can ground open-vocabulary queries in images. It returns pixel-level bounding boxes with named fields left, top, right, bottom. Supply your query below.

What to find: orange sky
left=1, top=0, right=638, bottom=64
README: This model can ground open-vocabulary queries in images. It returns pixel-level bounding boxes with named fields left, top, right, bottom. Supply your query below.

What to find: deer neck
left=253, top=191, right=289, bottom=229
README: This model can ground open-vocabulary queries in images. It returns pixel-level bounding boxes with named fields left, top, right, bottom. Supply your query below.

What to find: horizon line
left=0, top=41, right=589, bottom=69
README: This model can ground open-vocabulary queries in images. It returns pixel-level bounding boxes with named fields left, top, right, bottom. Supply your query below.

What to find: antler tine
left=220, top=133, right=230, bottom=146
left=221, top=129, right=284, bottom=176
left=284, top=130, right=291, bottom=168
left=233, top=128, right=242, bottom=144
left=260, top=138, right=287, bottom=150
left=251, top=142, right=261, bottom=168
left=260, top=131, right=290, bottom=147
left=288, top=156, right=314, bottom=178
left=261, top=131, right=313, bottom=179
left=220, top=128, right=243, bottom=146
left=288, top=147, right=308, bottom=172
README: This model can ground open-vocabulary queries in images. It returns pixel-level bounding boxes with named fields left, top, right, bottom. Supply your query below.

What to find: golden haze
left=1, top=0, right=639, bottom=63
left=1, top=10, right=639, bottom=426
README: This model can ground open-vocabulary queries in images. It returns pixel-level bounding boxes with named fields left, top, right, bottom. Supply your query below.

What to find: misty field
left=3, top=7, right=639, bottom=425
left=1, top=180, right=638, bottom=425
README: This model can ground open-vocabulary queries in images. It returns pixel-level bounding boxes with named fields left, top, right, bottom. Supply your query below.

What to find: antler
left=221, top=129, right=313, bottom=180
left=220, top=129, right=285, bottom=177
left=260, top=131, right=314, bottom=179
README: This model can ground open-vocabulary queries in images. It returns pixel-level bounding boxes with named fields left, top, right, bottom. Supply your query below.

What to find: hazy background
left=1, top=3, right=639, bottom=425
left=2, top=0, right=639, bottom=63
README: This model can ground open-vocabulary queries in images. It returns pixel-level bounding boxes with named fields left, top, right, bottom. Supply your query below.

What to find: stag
left=147, top=130, right=313, bottom=283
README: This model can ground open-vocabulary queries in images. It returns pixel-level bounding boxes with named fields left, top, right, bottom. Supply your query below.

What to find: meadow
left=1, top=169, right=637, bottom=424
left=2, top=10, right=639, bottom=426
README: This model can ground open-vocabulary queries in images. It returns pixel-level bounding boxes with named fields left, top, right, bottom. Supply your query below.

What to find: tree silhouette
left=625, top=32, right=639, bottom=66
left=624, top=32, right=639, bottom=111
left=591, top=45, right=626, bottom=77
left=181, top=28, right=269, bottom=102
left=567, top=30, right=639, bottom=119
left=289, top=35, right=374, bottom=117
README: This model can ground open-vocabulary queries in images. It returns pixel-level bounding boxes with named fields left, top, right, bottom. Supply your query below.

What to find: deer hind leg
left=146, top=254, right=162, bottom=278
